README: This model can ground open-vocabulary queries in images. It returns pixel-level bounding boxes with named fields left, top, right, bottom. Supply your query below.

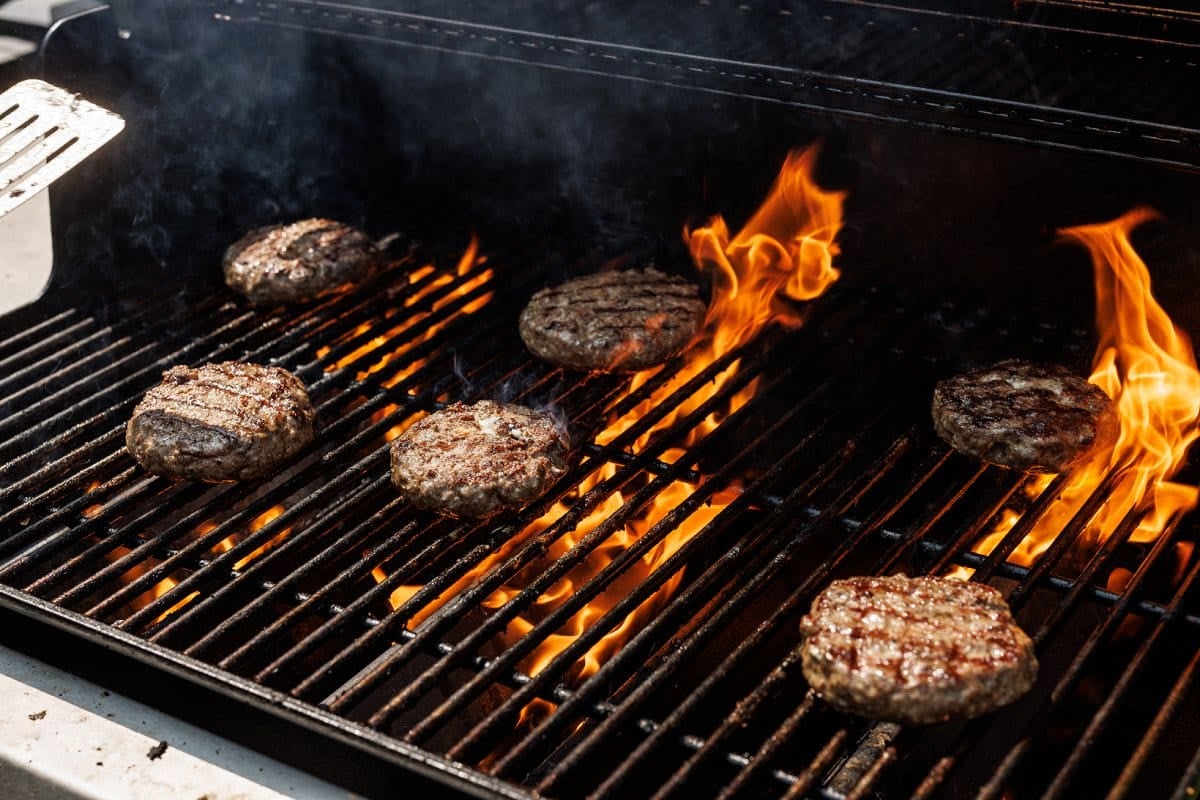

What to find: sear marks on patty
left=390, top=400, right=570, bottom=518
left=799, top=575, right=1037, bottom=725
left=223, top=218, right=380, bottom=306
left=518, top=268, right=707, bottom=372
left=126, top=362, right=315, bottom=482
left=932, top=359, right=1117, bottom=473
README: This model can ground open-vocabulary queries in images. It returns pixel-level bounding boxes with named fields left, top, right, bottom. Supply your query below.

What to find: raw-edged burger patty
left=126, top=362, right=315, bottom=482
left=390, top=400, right=569, bottom=518
left=519, top=268, right=707, bottom=372
left=799, top=575, right=1037, bottom=725
left=932, top=359, right=1116, bottom=472
left=223, top=218, right=380, bottom=306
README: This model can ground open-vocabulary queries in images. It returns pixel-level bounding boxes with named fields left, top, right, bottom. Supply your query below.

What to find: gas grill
left=2, top=2, right=1199, bottom=798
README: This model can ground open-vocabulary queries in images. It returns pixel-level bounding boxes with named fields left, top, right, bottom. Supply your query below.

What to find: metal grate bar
left=0, top=261, right=464, bottom=577
left=1111, top=629, right=1200, bottom=798
left=384, top=349, right=858, bottom=739
left=634, top=451, right=992, bottom=799
left=425, top=307, right=934, bottom=770
left=536, top=424, right=916, bottom=795
left=906, top=513, right=1195, bottom=799
left=0, top=307, right=81, bottom=363
left=0, top=289, right=220, bottom=409
left=96, top=276, right=501, bottom=629
left=303, top=343, right=765, bottom=709
left=6, top=257, right=493, bottom=603
left=0, top=295, right=243, bottom=448
left=1052, top=557, right=1200, bottom=799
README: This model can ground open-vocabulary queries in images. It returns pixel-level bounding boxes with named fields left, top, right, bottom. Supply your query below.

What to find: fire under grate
left=0, top=240, right=1198, bottom=799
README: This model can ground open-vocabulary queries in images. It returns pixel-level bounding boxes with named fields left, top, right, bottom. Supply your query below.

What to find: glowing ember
left=316, top=237, right=492, bottom=391
left=374, top=143, right=845, bottom=722
left=959, top=208, right=1200, bottom=575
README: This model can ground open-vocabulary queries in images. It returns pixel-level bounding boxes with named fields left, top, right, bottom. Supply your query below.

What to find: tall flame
left=376, top=143, right=845, bottom=722
left=962, top=208, right=1200, bottom=570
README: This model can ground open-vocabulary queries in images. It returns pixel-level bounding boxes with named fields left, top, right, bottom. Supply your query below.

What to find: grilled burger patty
left=932, top=359, right=1116, bottom=472
left=799, top=576, right=1037, bottom=725
left=518, top=268, right=707, bottom=372
left=126, top=362, right=315, bottom=482
left=390, top=400, right=569, bottom=518
left=223, top=218, right=380, bottom=306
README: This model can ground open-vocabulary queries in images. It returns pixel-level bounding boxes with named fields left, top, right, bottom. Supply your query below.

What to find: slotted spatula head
left=0, top=79, right=124, bottom=218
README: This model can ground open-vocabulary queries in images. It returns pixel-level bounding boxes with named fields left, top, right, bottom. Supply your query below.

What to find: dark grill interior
left=201, top=0, right=1200, bottom=170
left=3, top=2, right=1200, bottom=798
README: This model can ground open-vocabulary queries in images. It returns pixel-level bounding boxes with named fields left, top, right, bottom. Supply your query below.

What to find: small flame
left=958, top=209, right=1200, bottom=576
left=81, top=481, right=105, bottom=519
left=150, top=578, right=200, bottom=625
left=318, top=238, right=493, bottom=392
left=374, top=143, right=844, bottom=725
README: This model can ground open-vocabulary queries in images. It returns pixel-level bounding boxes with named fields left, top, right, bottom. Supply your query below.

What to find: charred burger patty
left=518, top=268, right=706, bottom=372
left=389, top=400, right=569, bottom=518
left=932, top=359, right=1116, bottom=472
left=126, top=362, right=315, bottom=482
left=223, top=218, right=380, bottom=306
left=799, top=575, right=1037, bottom=725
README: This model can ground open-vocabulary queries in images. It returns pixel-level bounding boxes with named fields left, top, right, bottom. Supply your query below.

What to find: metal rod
left=635, top=445, right=963, bottom=800
left=1110, top=644, right=1200, bottom=800
left=1048, top=551, right=1200, bottom=799
left=388, top=358, right=829, bottom=737
left=30, top=266, right=497, bottom=614
left=536, top=425, right=913, bottom=794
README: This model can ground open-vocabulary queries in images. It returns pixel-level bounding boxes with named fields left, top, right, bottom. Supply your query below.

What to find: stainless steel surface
left=0, top=79, right=124, bottom=218
left=0, top=643, right=357, bottom=799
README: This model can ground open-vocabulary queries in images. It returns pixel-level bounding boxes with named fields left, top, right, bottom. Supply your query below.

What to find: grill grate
left=0, top=241, right=1198, bottom=799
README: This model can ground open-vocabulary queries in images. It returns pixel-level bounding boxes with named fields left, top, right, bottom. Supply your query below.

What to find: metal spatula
left=0, top=79, right=124, bottom=218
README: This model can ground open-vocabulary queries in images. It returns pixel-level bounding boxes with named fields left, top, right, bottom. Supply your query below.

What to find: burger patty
left=223, top=218, right=380, bottom=306
left=799, top=575, right=1037, bottom=725
left=390, top=400, right=569, bottom=518
left=932, top=359, right=1116, bottom=472
left=126, top=362, right=315, bottom=482
left=518, top=268, right=707, bottom=372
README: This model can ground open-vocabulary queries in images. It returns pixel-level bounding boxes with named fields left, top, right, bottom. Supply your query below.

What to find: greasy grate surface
left=0, top=242, right=1198, bottom=799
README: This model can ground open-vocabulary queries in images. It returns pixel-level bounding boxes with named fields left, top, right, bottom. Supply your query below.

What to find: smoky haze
left=43, top=2, right=1200, bottom=339
left=49, top=1, right=833, bottom=291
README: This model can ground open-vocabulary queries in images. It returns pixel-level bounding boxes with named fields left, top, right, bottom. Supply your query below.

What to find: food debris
left=147, top=740, right=169, bottom=760
left=27, top=710, right=46, bottom=721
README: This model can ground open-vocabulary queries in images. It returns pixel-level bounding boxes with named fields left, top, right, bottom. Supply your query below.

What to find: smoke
left=55, top=3, right=844, bottom=295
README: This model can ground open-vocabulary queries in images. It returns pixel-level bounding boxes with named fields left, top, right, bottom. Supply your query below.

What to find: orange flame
left=375, top=144, right=844, bottom=723
left=960, top=208, right=1200, bottom=574
left=317, top=237, right=492, bottom=393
